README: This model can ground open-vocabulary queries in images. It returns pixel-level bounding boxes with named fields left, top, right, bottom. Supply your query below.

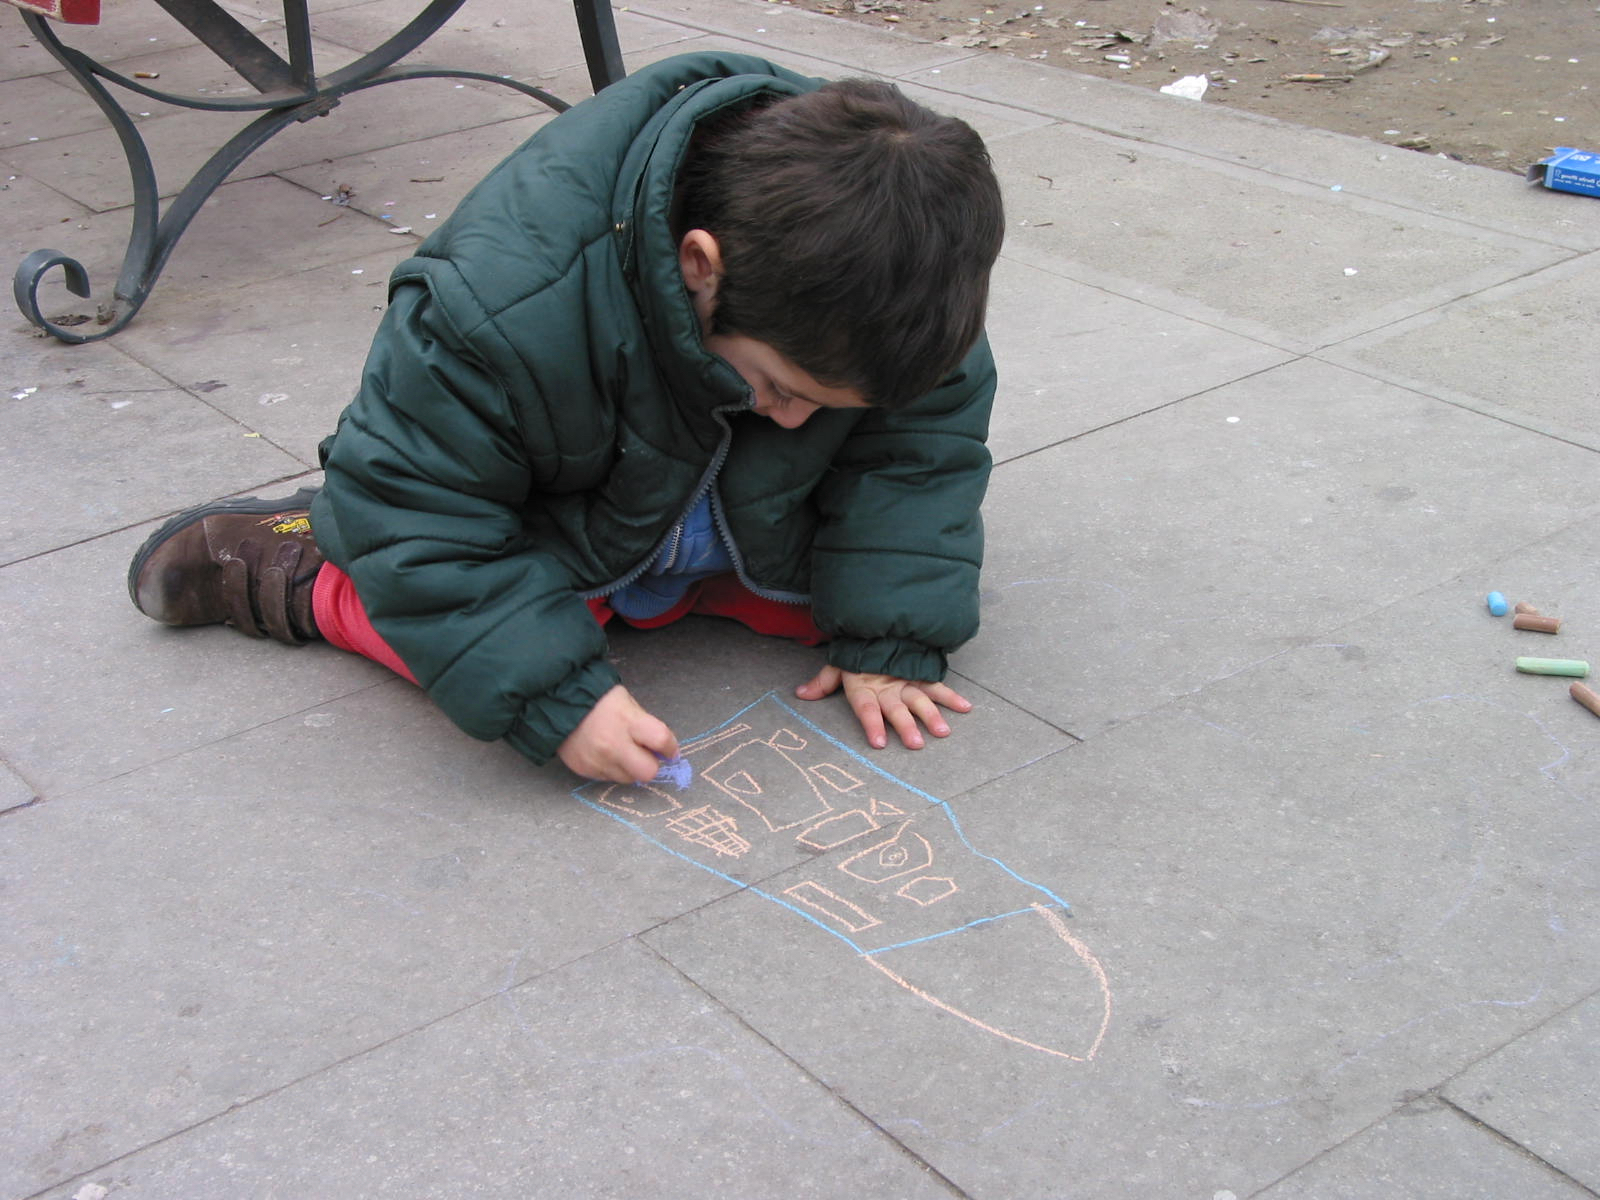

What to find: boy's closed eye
left=700, top=327, right=870, bottom=428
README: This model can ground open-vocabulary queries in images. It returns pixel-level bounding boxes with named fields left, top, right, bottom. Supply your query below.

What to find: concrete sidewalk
left=4, top=0, right=1600, bottom=1195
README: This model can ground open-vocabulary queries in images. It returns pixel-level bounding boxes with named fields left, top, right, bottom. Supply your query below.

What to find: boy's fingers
left=926, top=681, right=973, bottom=713
left=822, top=672, right=971, bottom=751
left=909, top=690, right=951, bottom=738
left=848, top=689, right=889, bottom=749
left=602, top=731, right=662, bottom=785
left=557, top=686, right=680, bottom=784
left=622, top=718, right=678, bottom=784
left=872, top=691, right=925, bottom=750
left=576, top=742, right=643, bottom=785
left=634, top=714, right=679, bottom=761
left=566, top=747, right=632, bottom=785
left=893, top=716, right=925, bottom=750
left=622, top=746, right=664, bottom=784
left=796, top=663, right=844, bottom=700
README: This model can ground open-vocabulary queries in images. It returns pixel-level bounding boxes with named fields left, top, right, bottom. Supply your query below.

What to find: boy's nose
left=767, top=404, right=815, bottom=430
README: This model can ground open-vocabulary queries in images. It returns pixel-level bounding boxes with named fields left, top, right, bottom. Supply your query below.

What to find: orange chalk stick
left=1514, top=601, right=1541, bottom=615
left=1571, top=682, right=1600, bottom=720
left=1514, top=613, right=1561, bottom=634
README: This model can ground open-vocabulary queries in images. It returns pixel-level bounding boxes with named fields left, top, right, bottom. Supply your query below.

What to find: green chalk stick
left=1516, top=657, right=1590, bottom=677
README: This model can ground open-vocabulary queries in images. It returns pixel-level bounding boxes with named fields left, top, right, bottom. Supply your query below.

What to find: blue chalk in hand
left=1486, top=591, right=1508, bottom=617
left=652, top=753, right=693, bottom=790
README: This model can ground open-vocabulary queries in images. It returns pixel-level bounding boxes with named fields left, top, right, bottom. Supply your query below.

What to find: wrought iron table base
left=13, top=0, right=623, bottom=342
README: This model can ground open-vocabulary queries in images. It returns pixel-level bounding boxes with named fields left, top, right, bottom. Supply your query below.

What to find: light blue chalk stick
left=1486, top=591, right=1508, bottom=617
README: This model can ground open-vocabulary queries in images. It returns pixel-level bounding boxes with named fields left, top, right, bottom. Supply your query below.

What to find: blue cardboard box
left=1527, top=147, right=1600, bottom=198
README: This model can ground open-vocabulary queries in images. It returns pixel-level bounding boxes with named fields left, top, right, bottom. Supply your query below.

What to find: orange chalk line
left=625, top=708, right=1116, bottom=1061
left=679, top=722, right=752, bottom=757
left=784, top=881, right=883, bottom=933
left=1031, top=902, right=1114, bottom=1061
left=862, top=903, right=1113, bottom=1062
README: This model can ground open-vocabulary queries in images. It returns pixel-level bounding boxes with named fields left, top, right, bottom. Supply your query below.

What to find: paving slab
left=0, top=6, right=65, bottom=79
left=1, top=33, right=356, bottom=210
left=273, top=107, right=555, bottom=250
left=1443, top=995, right=1600, bottom=1193
left=533, top=27, right=1057, bottom=148
left=989, top=123, right=1569, bottom=353
left=967, top=356, right=1600, bottom=737
left=307, top=0, right=703, bottom=86
left=0, top=73, right=106, bottom=146
left=221, top=0, right=382, bottom=22
left=6, top=0, right=1600, bottom=1194
left=0, top=165, right=97, bottom=317
left=0, top=758, right=38, bottom=812
left=0, top=517, right=386, bottom=794
left=27, top=942, right=954, bottom=1200
left=533, top=28, right=1061, bottom=153
left=48, top=34, right=356, bottom=114
left=1257, top=1098, right=1591, bottom=1199
left=109, top=248, right=406, bottom=467
left=894, top=77, right=1055, bottom=143
left=902, top=53, right=1600, bottom=254
left=0, top=691, right=738, bottom=1198
left=648, top=526, right=1600, bottom=1197
left=626, top=0, right=978, bottom=77
left=6, top=173, right=408, bottom=334
left=600, top=616, right=1078, bottom=809
left=573, top=698, right=1085, bottom=988
left=1, top=337, right=304, bottom=562
left=3, top=0, right=204, bottom=68
left=984, top=253, right=1290, bottom=464
left=1328, top=255, right=1600, bottom=454
left=4, top=68, right=535, bottom=213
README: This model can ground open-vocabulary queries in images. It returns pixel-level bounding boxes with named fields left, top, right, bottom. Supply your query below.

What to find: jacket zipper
left=658, top=522, right=683, bottom=572
left=580, top=400, right=813, bottom=605
left=708, top=487, right=809, bottom=605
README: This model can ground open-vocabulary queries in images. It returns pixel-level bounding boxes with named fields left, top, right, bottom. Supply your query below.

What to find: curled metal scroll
left=14, top=250, right=95, bottom=344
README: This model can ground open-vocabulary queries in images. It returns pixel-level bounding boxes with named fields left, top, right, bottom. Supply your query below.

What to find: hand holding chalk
left=556, top=684, right=679, bottom=784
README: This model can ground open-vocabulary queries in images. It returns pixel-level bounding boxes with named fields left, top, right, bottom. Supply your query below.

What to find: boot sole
left=126, top=487, right=322, bottom=612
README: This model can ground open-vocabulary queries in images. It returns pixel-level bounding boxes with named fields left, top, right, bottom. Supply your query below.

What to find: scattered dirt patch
left=793, top=0, right=1600, bottom=173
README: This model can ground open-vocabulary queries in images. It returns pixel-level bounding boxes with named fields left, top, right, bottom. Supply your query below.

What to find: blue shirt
left=606, top=493, right=732, bottom=619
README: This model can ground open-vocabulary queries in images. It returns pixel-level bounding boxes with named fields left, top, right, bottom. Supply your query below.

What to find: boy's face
left=680, top=229, right=868, bottom=428
left=704, top=331, right=869, bottom=429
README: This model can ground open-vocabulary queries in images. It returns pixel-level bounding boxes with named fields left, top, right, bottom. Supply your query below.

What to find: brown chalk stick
left=1571, top=682, right=1600, bottom=720
left=1514, top=613, right=1561, bottom=634
left=1514, top=601, right=1541, bottom=616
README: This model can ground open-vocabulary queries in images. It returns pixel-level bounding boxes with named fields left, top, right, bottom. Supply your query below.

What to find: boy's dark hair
left=675, top=79, right=1004, bottom=409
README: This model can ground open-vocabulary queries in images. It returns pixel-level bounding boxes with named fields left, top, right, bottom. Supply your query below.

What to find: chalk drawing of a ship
left=576, top=693, right=1112, bottom=1062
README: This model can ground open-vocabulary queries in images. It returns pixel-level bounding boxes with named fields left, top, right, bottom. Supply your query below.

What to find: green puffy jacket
left=311, top=51, right=996, bottom=766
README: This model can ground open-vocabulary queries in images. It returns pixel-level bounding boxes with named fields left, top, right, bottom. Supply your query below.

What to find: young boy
left=129, top=51, right=1005, bottom=786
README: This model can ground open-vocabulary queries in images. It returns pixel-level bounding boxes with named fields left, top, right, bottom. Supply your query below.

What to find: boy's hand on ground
left=795, top=665, right=972, bottom=750
left=558, top=684, right=679, bottom=784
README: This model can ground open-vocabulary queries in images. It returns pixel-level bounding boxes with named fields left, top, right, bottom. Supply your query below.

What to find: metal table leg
left=12, top=0, right=625, bottom=342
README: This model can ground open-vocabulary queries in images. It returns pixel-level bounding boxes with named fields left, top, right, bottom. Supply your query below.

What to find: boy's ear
left=678, top=229, right=725, bottom=316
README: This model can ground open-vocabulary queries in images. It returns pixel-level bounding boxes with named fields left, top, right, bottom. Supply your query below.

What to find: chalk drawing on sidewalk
left=575, top=693, right=1113, bottom=1062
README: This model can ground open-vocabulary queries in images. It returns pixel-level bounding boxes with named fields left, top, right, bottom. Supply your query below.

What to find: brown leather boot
left=128, top=487, right=324, bottom=645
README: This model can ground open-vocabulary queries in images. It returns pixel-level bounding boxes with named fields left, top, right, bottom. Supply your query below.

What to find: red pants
left=312, top=564, right=826, bottom=685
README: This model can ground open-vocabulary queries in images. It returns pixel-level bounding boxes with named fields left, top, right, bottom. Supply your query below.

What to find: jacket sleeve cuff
left=826, top=637, right=948, bottom=683
left=501, top=658, right=623, bottom=766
